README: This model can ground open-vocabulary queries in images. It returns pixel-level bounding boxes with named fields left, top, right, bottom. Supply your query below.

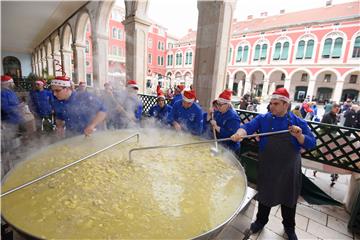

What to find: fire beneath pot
left=1, top=129, right=247, bottom=239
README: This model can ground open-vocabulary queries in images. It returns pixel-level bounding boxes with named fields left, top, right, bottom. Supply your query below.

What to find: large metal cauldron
left=1, top=129, right=247, bottom=239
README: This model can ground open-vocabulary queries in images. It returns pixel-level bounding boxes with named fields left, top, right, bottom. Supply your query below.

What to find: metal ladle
left=1, top=133, right=140, bottom=198
left=128, top=129, right=290, bottom=162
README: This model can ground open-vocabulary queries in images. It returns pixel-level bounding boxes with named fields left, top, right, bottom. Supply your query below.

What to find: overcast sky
left=143, top=0, right=357, bottom=38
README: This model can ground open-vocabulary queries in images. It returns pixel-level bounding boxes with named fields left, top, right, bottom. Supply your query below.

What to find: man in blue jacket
left=51, top=76, right=106, bottom=137
left=231, top=88, right=316, bottom=240
left=168, top=90, right=203, bottom=135
left=209, top=89, right=240, bottom=153
left=169, top=84, right=185, bottom=106
left=29, top=80, right=54, bottom=132
left=1, top=75, right=24, bottom=176
left=149, top=90, right=172, bottom=125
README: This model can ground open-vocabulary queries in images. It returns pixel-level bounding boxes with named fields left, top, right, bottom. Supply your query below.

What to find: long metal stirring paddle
left=128, top=129, right=290, bottom=162
left=1, top=133, right=140, bottom=198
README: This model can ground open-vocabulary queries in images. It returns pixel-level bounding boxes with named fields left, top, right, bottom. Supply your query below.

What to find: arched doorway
left=3, top=56, right=22, bottom=78
left=342, top=70, right=360, bottom=102
left=289, top=69, right=312, bottom=102
left=233, top=71, right=246, bottom=96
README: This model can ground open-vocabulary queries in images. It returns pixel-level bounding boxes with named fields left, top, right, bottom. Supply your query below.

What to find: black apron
left=257, top=114, right=302, bottom=208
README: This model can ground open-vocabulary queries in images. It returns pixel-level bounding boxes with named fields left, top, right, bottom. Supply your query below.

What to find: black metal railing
left=139, top=94, right=360, bottom=173
left=13, top=77, right=33, bottom=91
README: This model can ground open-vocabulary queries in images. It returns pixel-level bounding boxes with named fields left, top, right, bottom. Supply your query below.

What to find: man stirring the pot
left=51, top=76, right=106, bottom=137
left=231, top=88, right=316, bottom=240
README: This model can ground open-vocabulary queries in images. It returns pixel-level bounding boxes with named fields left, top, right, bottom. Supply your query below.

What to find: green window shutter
left=189, top=52, right=192, bottom=64
left=322, top=38, right=332, bottom=58
left=180, top=53, right=182, bottom=65
left=281, top=42, right=289, bottom=60
left=352, top=36, right=360, bottom=58
left=185, top=52, right=188, bottom=64
left=260, top=44, right=267, bottom=60
left=296, top=40, right=305, bottom=59
left=228, top=48, right=233, bottom=63
left=305, top=40, right=314, bottom=59
left=243, top=46, right=249, bottom=62
left=236, top=46, right=243, bottom=62
left=332, top=37, right=343, bottom=58
left=254, top=45, right=260, bottom=61
left=273, top=42, right=281, bottom=60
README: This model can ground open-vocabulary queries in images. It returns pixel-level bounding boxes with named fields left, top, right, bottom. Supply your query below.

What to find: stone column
left=243, top=76, right=251, bottom=95
left=193, top=0, right=236, bottom=108
left=332, top=79, right=344, bottom=103
left=42, top=58, right=47, bottom=77
left=261, top=79, right=269, bottom=99
left=228, top=75, right=234, bottom=90
left=47, top=56, right=54, bottom=76
left=306, top=78, right=316, bottom=101
left=123, top=16, right=151, bottom=94
left=237, top=80, right=243, bottom=97
left=53, top=53, right=62, bottom=76
left=73, top=43, right=87, bottom=84
left=92, top=33, right=109, bottom=89
left=284, top=78, right=291, bottom=91
left=61, top=49, right=73, bottom=78
left=36, top=63, right=40, bottom=76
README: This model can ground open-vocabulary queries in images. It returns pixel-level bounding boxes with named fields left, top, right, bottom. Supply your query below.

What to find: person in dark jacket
left=344, top=105, right=359, bottom=128
left=209, top=89, right=241, bottom=152
left=321, top=103, right=340, bottom=126
left=231, top=88, right=316, bottom=240
left=149, top=90, right=172, bottom=125
left=28, top=80, right=54, bottom=132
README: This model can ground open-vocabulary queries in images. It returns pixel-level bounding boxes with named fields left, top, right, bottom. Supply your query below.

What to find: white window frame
left=270, top=36, right=292, bottom=64
left=318, top=31, right=347, bottom=64
left=293, top=34, right=317, bottom=64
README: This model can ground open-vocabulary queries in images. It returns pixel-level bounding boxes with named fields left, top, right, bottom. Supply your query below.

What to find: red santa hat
left=1, top=75, right=14, bottom=83
left=157, top=90, right=165, bottom=100
left=183, top=90, right=196, bottom=103
left=51, top=76, right=71, bottom=87
left=217, top=89, right=233, bottom=104
left=271, top=88, right=290, bottom=103
left=127, top=80, right=138, bottom=90
left=175, top=84, right=185, bottom=92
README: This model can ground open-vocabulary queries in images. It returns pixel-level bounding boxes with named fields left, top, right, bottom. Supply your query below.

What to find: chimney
left=247, top=15, right=253, bottom=20
left=260, top=12, right=268, bottom=17
left=280, top=9, right=285, bottom=14
left=326, top=0, right=332, bottom=6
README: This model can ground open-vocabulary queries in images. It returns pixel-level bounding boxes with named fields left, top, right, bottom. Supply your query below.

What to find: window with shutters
left=236, top=46, right=243, bottom=62
left=253, top=44, right=260, bottom=61
left=273, top=43, right=282, bottom=60
left=243, top=46, right=249, bottom=62
left=296, top=40, right=305, bottom=59
left=305, top=40, right=314, bottom=59
left=352, top=36, right=360, bottom=58
left=281, top=42, right=289, bottom=60
left=260, top=44, right=267, bottom=60
left=322, top=38, right=332, bottom=58
left=332, top=38, right=343, bottom=58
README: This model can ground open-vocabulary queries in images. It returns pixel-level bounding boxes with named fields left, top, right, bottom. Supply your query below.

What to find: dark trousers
left=255, top=202, right=296, bottom=232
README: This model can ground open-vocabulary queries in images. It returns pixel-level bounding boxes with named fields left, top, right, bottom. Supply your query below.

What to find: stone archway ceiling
left=1, top=1, right=85, bottom=53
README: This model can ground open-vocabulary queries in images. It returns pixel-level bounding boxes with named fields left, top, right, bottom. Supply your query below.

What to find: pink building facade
left=88, top=1, right=360, bottom=102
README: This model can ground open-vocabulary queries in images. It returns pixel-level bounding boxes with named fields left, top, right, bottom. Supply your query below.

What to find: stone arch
left=314, top=68, right=341, bottom=80
left=289, top=68, right=313, bottom=80
left=268, top=68, right=288, bottom=93
left=289, top=68, right=313, bottom=101
left=342, top=69, right=360, bottom=101
left=46, top=41, right=52, bottom=57
left=74, top=10, right=92, bottom=44
left=249, top=69, right=266, bottom=97
left=94, top=1, right=115, bottom=36
left=233, top=69, right=247, bottom=96
left=2, top=56, right=22, bottom=78
left=313, top=69, right=340, bottom=103
left=61, top=23, right=73, bottom=51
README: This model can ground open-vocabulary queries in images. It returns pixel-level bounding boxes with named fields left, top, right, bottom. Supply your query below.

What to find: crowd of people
left=2, top=73, right=320, bottom=239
